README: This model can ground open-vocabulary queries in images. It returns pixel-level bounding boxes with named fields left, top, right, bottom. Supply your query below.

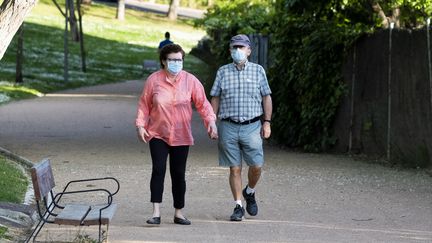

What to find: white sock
left=246, top=185, right=255, bottom=195
left=235, top=200, right=242, bottom=207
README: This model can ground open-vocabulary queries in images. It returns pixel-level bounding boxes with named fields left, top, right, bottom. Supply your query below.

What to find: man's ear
left=247, top=47, right=252, bottom=56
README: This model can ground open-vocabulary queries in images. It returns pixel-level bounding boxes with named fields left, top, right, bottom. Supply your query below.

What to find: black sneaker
left=230, top=204, right=245, bottom=221
left=242, top=187, right=258, bottom=216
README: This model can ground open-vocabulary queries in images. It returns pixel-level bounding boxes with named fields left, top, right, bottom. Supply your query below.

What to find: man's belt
left=221, top=116, right=261, bottom=125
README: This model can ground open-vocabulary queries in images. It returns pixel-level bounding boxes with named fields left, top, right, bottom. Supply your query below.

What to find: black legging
left=149, top=138, right=189, bottom=209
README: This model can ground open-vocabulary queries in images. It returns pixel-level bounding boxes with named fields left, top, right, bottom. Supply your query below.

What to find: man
left=158, top=32, right=174, bottom=50
left=210, top=34, right=272, bottom=221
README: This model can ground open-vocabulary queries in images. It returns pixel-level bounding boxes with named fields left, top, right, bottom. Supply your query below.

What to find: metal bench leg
left=25, top=219, right=46, bottom=243
left=98, top=223, right=110, bottom=243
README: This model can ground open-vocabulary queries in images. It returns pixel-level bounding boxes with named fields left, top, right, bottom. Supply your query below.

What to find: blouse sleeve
left=135, top=77, right=153, bottom=128
left=190, top=74, right=216, bottom=128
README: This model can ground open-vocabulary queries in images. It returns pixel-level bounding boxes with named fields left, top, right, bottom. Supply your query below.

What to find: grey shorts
left=217, top=120, right=264, bottom=167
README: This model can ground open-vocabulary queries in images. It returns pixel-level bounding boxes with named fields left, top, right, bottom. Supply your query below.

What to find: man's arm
left=211, top=96, right=220, bottom=117
left=262, top=95, right=272, bottom=139
left=262, top=95, right=272, bottom=121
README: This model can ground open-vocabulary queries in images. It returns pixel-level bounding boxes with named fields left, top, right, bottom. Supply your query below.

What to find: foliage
left=268, top=0, right=431, bottom=151
left=0, top=156, right=28, bottom=203
left=194, top=0, right=274, bottom=67
left=198, top=0, right=431, bottom=152
left=375, top=0, right=432, bottom=28
left=153, top=0, right=211, bottom=9
left=0, top=0, right=208, bottom=104
left=267, top=1, right=371, bottom=151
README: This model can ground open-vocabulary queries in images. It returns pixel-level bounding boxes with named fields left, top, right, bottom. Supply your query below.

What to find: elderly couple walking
left=135, top=34, right=273, bottom=225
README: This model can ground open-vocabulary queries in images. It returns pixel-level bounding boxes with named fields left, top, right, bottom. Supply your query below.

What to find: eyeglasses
left=167, top=58, right=183, bottom=63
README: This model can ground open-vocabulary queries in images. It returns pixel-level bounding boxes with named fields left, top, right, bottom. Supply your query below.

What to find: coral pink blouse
left=135, top=70, right=216, bottom=146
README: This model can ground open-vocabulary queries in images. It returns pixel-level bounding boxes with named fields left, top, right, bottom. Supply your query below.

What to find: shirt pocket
left=221, top=80, right=235, bottom=99
left=245, top=78, right=260, bottom=98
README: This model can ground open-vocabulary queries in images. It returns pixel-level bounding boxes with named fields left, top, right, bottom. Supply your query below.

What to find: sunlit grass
left=0, top=0, right=208, bottom=103
left=0, top=82, right=43, bottom=103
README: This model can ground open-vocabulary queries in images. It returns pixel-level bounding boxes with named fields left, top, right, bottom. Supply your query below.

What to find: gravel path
left=0, top=80, right=431, bottom=242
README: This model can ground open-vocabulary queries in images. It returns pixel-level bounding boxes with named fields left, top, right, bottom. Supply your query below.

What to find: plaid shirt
left=210, top=61, right=272, bottom=122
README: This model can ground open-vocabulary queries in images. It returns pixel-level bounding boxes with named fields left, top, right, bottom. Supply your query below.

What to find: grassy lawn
left=0, top=0, right=210, bottom=103
left=0, top=157, right=28, bottom=203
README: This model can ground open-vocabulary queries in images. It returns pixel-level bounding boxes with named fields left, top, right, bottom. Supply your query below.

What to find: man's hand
left=261, top=122, right=271, bottom=139
left=207, top=121, right=218, bottom=139
left=137, top=126, right=149, bottom=143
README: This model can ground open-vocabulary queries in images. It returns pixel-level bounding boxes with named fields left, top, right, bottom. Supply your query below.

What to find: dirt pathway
left=0, top=80, right=431, bottom=242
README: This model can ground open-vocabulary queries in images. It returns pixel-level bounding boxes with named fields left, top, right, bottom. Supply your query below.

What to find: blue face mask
left=231, top=48, right=247, bottom=63
left=167, top=60, right=183, bottom=75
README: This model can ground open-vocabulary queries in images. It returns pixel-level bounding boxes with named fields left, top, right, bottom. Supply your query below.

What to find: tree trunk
left=67, top=0, right=80, bottom=41
left=77, top=0, right=86, bottom=72
left=116, top=0, right=125, bottom=21
left=391, top=8, right=400, bottom=28
left=167, top=0, right=180, bottom=20
left=15, top=24, right=24, bottom=84
left=64, top=1, right=69, bottom=82
left=0, top=0, right=37, bottom=60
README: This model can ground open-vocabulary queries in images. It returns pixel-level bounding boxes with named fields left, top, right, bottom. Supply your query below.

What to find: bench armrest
left=62, top=177, right=120, bottom=196
left=54, top=188, right=115, bottom=209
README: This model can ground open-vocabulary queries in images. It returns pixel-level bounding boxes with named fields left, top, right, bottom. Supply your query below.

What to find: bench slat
left=82, top=203, right=118, bottom=226
left=54, top=204, right=91, bottom=225
left=31, top=159, right=55, bottom=200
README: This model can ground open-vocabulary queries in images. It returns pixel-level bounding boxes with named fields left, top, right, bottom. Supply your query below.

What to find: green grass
left=0, top=226, right=7, bottom=238
left=0, top=0, right=210, bottom=103
left=0, top=157, right=28, bottom=203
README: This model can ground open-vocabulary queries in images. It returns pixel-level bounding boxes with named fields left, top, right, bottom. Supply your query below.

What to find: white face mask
left=231, top=48, right=247, bottom=63
left=167, top=60, right=183, bottom=75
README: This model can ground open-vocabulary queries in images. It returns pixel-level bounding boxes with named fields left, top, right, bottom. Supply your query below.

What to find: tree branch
left=370, top=1, right=389, bottom=28
left=52, top=0, right=66, bottom=17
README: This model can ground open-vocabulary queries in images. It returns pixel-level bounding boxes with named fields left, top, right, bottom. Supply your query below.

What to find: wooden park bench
left=26, top=159, right=120, bottom=243
left=142, top=59, right=159, bottom=75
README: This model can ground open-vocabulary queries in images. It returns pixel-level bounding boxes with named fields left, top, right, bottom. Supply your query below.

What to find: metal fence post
left=427, top=18, right=432, bottom=111
left=248, top=34, right=259, bottom=64
left=348, top=44, right=356, bottom=153
left=258, top=35, right=268, bottom=70
left=387, top=22, right=394, bottom=161
left=248, top=34, right=269, bottom=70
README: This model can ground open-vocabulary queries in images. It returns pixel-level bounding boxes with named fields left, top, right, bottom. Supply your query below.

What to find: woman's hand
left=137, top=126, right=149, bottom=143
left=207, top=121, right=218, bottom=139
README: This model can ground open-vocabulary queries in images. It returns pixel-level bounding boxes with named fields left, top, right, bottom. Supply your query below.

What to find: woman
left=136, top=44, right=218, bottom=225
